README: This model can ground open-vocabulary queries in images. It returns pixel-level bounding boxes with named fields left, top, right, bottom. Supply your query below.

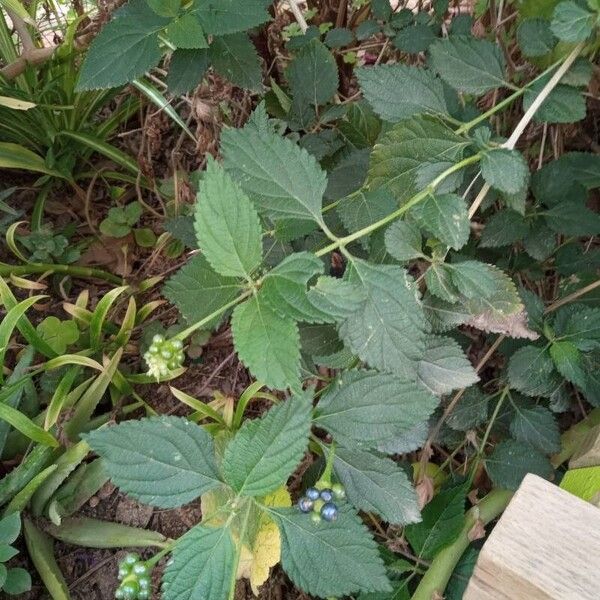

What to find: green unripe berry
left=161, top=349, right=172, bottom=359
left=121, top=581, right=139, bottom=597
left=138, top=576, right=151, bottom=589
left=138, top=591, right=150, bottom=600
left=117, top=565, right=130, bottom=580
left=152, top=334, right=165, bottom=344
left=148, top=345, right=158, bottom=354
left=172, top=339, right=183, bottom=350
left=311, top=512, right=322, bottom=523
left=313, top=498, right=325, bottom=513
left=123, top=553, right=139, bottom=565
left=115, top=589, right=125, bottom=599
left=133, top=563, right=148, bottom=576
left=332, top=483, right=346, bottom=500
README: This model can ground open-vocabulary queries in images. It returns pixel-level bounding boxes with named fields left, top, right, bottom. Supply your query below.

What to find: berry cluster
left=115, top=553, right=151, bottom=600
left=298, top=483, right=345, bottom=523
left=143, top=334, right=184, bottom=380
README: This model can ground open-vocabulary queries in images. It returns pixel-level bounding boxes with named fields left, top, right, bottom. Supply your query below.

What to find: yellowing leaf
left=250, top=521, right=281, bottom=594
left=0, top=95, right=36, bottom=110
left=560, top=466, right=600, bottom=502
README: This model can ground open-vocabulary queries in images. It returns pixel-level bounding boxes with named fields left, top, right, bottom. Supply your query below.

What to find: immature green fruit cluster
left=143, top=334, right=184, bottom=380
left=115, top=553, right=151, bottom=600
left=297, top=483, right=346, bottom=523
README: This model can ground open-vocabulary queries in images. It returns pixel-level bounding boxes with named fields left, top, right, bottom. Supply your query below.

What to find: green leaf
left=517, top=18, right=557, bottom=57
left=192, top=0, right=270, bottom=35
left=393, top=24, right=436, bottom=53
left=417, top=335, right=479, bottom=396
left=325, top=148, right=370, bottom=201
left=486, top=439, right=553, bottom=490
left=83, top=416, right=222, bottom=508
left=222, top=394, right=311, bottom=496
left=222, top=112, right=327, bottom=224
left=0, top=544, right=18, bottom=562
left=524, top=79, right=586, bottom=124
left=551, top=1, right=595, bottom=42
left=510, top=405, right=560, bottom=453
left=231, top=295, right=301, bottom=391
left=306, top=276, right=368, bottom=321
left=261, top=252, right=327, bottom=322
left=560, top=306, right=600, bottom=350
left=194, top=159, right=262, bottom=279
left=287, top=39, right=339, bottom=107
left=429, top=35, right=506, bottom=94
left=0, top=142, right=64, bottom=178
left=550, top=340, right=587, bottom=388
left=314, top=370, right=439, bottom=448
left=325, top=27, right=354, bottom=48
left=405, top=481, right=468, bottom=560
left=446, top=387, right=489, bottom=431
left=77, top=1, right=169, bottom=90
left=166, top=48, right=210, bottom=94
left=384, top=220, right=423, bottom=261
left=209, top=33, right=263, bottom=91
left=36, top=317, right=79, bottom=355
left=480, top=209, right=530, bottom=247
left=357, top=65, right=447, bottom=122
left=146, top=0, right=180, bottom=17
left=163, top=254, right=242, bottom=328
left=338, top=101, right=382, bottom=148
left=446, top=547, right=479, bottom=600
left=560, top=465, right=600, bottom=501
left=0, top=513, right=21, bottom=544
left=166, top=13, right=208, bottom=49
left=368, top=115, right=470, bottom=204
left=162, top=525, right=235, bottom=600
left=480, top=148, right=530, bottom=195
left=332, top=446, right=421, bottom=524
left=413, top=193, right=470, bottom=250
left=270, top=506, right=391, bottom=597
left=425, top=264, right=460, bottom=304
left=543, top=200, right=600, bottom=236
left=3, top=567, right=31, bottom=595
left=508, top=345, right=562, bottom=397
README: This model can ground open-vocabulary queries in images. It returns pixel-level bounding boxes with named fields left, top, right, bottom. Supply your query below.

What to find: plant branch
left=285, top=0, right=308, bottom=33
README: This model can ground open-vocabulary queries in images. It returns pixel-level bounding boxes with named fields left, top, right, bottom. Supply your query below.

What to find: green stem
left=411, top=489, right=513, bottom=600
left=0, top=262, right=122, bottom=285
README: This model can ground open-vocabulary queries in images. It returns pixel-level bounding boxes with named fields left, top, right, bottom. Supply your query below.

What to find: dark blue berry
left=298, top=497, right=314, bottom=513
left=319, top=488, right=334, bottom=502
left=305, top=487, right=320, bottom=501
left=321, top=502, right=338, bottom=522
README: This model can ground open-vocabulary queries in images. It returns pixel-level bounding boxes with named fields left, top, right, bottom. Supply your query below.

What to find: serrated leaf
left=332, top=446, right=420, bottom=524
left=524, top=79, right=586, bottom=124
left=83, top=416, right=221, bottom=508
left=429, top=36, right=506, bottom=94
left=357, top=65, right=447, bottom=122
left=550, top=340, right=587, bottom=388
left=405, top=481, right=468, bottom=560
left=508, top=345, right=562, bottom=397
left=413, top=193, right=470, bottom=250
left=480, top=209, right=530, bottom=247
left=162, top=525, right=235, bottom=600
left=485, top=439, right=553, bottom=490
left=194, top=160, right=262, bottom=279
left=222, top=394, right=311, bottom=496
left=377, top=421, right=429, bottom=455
left=287, top=39, right=339, bottom=107
left=261, top=253, right=327, bottom=322
left=314, top=370, right=439, bottom=448
left=222, top=112, right=327, bottom=224
left=163, top=254, right=242, bottom=327
left=543, top=200, right=600, bottom=236
left=166, top=48, right=210, bottom=94
left=510, top=405, right=560, bottom=453
left=146, top=0, right=180, bottom=17
left=480, top=148, right=530, bottom=195
left=561, top=306, right=600, bottom=350
left=209, top=34, right=263, bottom=91
left=417, top=335, right=479, bottom=396
left=306, top=276, right=367, bottom=321
left=231, top=295, right=300, bottom=391
left=77, top=1, right=169, bottom=90
left=166, top=13, right=208, bottom=49
left=551, top=1, right=595, bottom=42
left=339, top=259, right=428, bottom=378
left=446, top=387, right=489, bottom=431
left=423, top=294, right=470, bottom=332
left=517, top=18, right=556, bottom=57
left=394, top=23, right=436, bottom=53
left=325, top=148, right=370, bottom=201
left=368, top=116, right=470, bottom=204
left=270, top=506, right=391, bottom=597
left=338, top=101, right=381, bottom=148
left=192, top=0, right=270, bottom=35
left=384, top=220, right=423, bottom=261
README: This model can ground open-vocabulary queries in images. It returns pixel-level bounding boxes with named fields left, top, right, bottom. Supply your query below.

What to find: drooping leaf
left=314, top=370, right=439, bottom=448
left=162, top=525, right=235, bottom=600
left=83, top=416, right=222, bottom=508
left=357, top=64, right=447, bottom=122
left=332, top=446, right=421, bottom=525
left=509, top=405, right=561, bottom=454
left=194, top=159, right=262, bottom=279
left=480, top=148, right=530, bottom=195
left=222, top=394, right=312, bottom=496
left=339, top=259, right=428, bottom=379
left=270, top=506, right=391, bottom=597
left=429, top=36, right=506, bottom=94
left=417, top=335, right=479, bottom=396
left=231, top=295, right=301, bottom=391
left=485, top=439, right=553, bottom=490
left=209, top=34, right=263, bottom=91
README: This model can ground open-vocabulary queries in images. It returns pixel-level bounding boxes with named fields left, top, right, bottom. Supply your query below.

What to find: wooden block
left=570, top=424, right=600, bottom=469
left=464, top=474, right=600, bottom=599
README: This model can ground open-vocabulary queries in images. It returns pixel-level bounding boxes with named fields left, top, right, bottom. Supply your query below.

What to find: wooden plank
left=464, top=474, right=600, bottom=599
left=570, top=424, right=600, bottom=469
